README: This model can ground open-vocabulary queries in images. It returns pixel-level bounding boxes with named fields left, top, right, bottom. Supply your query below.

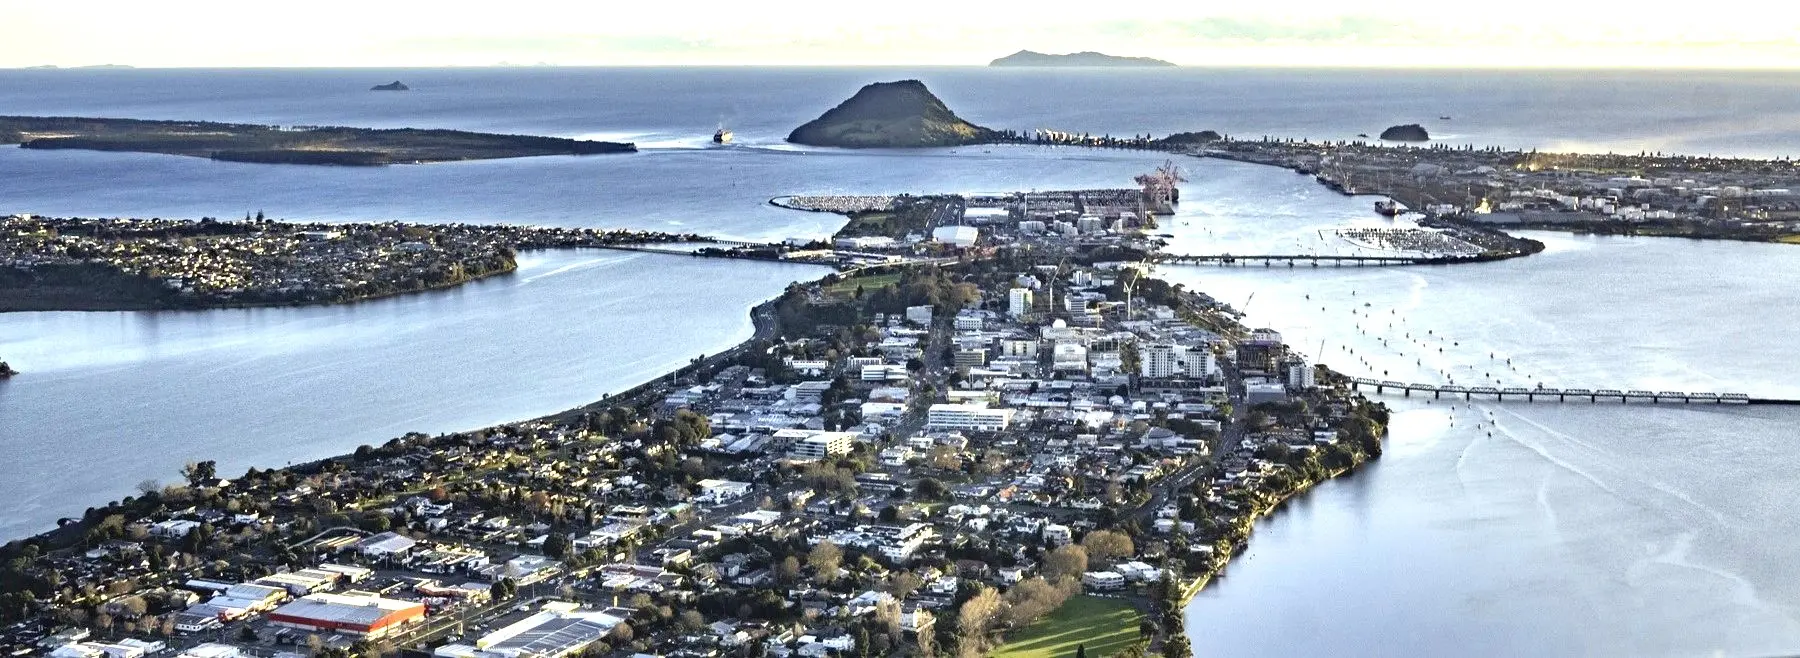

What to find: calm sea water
left=3, top=67, right=1799, bottom=656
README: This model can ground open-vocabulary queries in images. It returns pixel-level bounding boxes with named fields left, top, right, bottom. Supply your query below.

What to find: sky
left=7, top=0, right=1800, bottom=69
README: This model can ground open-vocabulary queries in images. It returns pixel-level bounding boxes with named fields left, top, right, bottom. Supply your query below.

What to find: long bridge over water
left=1153, top=253, right=1490, bottom=267
left=1342, top=376, right=1799, bottom=405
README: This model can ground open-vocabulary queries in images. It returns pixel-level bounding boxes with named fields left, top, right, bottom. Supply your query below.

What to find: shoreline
left=0, top=215, right=715, bottom=314
left=3, top=289, right=790, bottom=542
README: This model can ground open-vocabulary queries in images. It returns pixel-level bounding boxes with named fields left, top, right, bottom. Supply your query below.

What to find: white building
left=1286, top=361, right=1317, bottom=389
left=926, top=403, right=1015, bottom=432
left=1043, top=524, right=1072, bottom=546
left=1001, top=339, right=1039, bottom=357
left=1008, top=288, right=1034, bottom=318
left=905, top=305, right=934, bottom=325
left=694, top=479, right=753, bottom=504
left=861, top=364, right=910, bottom=382
left=953, top=310, right=986, bottom=331
left=1185, top=349, right=1219, bottom=378
left=1142, top=343, right=1217, bottom=379
left=932, top=225, right=979, bottom=247
left=1081, top=571, right=1127, bottom=590
left=1141, top=343, right=1182, bottom=378
left=790, top=432, right=857, bottom=460
left=1052, top=343, right=1089, bottom=373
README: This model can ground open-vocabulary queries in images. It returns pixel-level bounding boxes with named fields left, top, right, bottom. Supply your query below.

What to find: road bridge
left=1153, top=253, right=1488, bottom=267
left=1339, top=376, right=1793, bottom=404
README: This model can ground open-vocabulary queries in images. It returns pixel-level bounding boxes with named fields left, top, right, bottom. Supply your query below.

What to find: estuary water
left=3, top=67, right=1800, bottom=656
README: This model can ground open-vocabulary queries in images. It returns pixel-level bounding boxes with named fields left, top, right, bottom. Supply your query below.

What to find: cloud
left=1104, top=15, right=1409, bottom=44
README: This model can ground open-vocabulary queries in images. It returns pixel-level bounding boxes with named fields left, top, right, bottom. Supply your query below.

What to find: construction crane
left=1135, top=160, right=1188, bottom=215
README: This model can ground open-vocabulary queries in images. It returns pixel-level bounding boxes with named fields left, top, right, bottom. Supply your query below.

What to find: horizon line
left=12, top=63, right=1800, bottom=72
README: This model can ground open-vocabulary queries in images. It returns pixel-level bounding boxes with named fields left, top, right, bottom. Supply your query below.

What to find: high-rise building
left=1286, top=360, right=1317, bottom=389
left=1183, top=349, right=1219, bottom=379
left=1141, top=343, right=1182, bottom=379
left=1008, top=288, right=1034, bottom=318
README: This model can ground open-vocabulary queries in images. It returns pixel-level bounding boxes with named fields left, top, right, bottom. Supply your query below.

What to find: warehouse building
left=434, top=603, right=625, bottom=658
left=266, top=592, right=426, bottom=638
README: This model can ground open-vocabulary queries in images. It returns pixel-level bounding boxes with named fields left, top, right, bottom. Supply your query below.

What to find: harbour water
left=1162, top=233, right=1800, bottom=656
left=4, top=67, right=1800, bottom=656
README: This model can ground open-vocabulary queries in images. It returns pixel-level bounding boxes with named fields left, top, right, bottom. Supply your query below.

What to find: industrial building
left=434, top=604, right=625, bottom=658
left=266, top=592, right=426, bottom=638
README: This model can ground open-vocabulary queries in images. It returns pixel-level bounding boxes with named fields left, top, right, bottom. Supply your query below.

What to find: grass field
left=993, top=596, right=1144, bottom=658
left=822, top=272, right=900, bottom=298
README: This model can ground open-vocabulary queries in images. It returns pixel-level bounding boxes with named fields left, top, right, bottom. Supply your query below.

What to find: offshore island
left=989, top=50, right=1177, bottom=67
left=0, top=116, right=635, bottom=166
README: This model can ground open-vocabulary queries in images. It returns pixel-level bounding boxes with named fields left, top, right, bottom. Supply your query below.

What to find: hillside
left=990, top=50, right=1176, bottom=67
left=787, top=80, right=998, bottom=148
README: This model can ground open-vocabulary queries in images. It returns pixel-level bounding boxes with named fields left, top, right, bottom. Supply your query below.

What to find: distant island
left=21, top=64, right=135, bottom=70
left=1380, top=124, right=1431, bottom=142
left=787, top=80, right=999, bottom=148
left=370, top=80, right=410, bottom=91
left=0, top=360, right=15, bottom=378
left=989, top=50, right=1176, bottom=67
left=0, top=116, right=635, bottom=165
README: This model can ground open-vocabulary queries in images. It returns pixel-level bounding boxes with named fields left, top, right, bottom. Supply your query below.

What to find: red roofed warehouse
left=266, top=593, right=426, bottom=638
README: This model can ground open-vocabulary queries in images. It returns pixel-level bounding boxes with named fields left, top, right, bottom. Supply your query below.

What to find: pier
left=1339, top=376, right=1800, bottom=405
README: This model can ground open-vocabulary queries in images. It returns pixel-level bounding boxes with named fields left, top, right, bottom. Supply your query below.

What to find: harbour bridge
left=1152, top=253, right=1488, bottom=267
left=1338, top=375, right=1800, bottom=405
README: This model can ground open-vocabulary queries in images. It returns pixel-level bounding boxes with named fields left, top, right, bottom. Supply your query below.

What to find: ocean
left=2, top=67, right=1799, bottom=656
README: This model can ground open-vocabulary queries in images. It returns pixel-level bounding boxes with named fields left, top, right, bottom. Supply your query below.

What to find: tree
left=542, top=532, right=571, bottom=559
left=1002, top=577, right=1072, bottom=628
left=777, top=556, right=801, bottom=583
left=887, top=571, right=922, bottom=599
left=1082, top=530, right=1135, bottom=568
left=1042, top=545, right=1089, bottom=583
left=1162, top=634, right=1193, bottom=658
left=490, top=577, right=517, bottom=601
left=180, top=460, right=217, bottom=486
left=915, top=477, right=950, bottom=500
left=955, top=585, right=1004, bottom=658
left=677, top=609, right=707, bottom=632
left=809, top=541, right=843, bottom=584
left=135, top=479, right=161, bottom=496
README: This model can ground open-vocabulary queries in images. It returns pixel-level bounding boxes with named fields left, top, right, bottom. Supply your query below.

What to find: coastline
left=0, top=216, right=716, bottom=313
left=0, top=259, right=518, bottom=313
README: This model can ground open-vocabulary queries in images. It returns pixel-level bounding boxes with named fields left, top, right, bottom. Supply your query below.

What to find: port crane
left=1136, top=160, right=1187, bottom=215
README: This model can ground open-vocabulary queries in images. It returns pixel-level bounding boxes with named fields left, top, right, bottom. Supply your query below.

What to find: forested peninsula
left=0, top=116, right=635, bottom=165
